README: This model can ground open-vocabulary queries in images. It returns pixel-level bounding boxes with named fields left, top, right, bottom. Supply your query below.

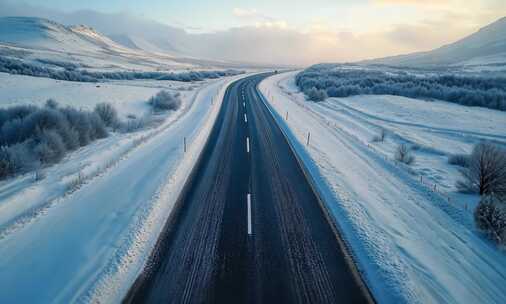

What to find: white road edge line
left=244, top=113, right=248, bottom=123
left=246, top=137, right=250, bottom=153
left=243, top=102, right=245, bottom=108
left=247, top=193, right=252, bottom=235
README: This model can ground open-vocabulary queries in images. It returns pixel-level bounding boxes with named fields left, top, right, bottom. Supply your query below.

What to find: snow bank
left=259, top=71, right=506, bottom=304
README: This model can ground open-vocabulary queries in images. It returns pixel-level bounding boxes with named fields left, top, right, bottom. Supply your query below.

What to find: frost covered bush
left=6, top=142, right=39, bottom=173
left=395, top=143, right=415, bottom=165
left=120, top=117, right=146, bottom=133
left=149, top=91, right=182, bottom=111
left=0, top=147, right=11, bottom=179
left=306, top=87, right=328, bottom=102
left=34, top=129, right=67, bottom=163
left=448, top=153, right=469, bottom=167
left=295, top=64, right=506, bottom=111
left=60, top=108, right=108, bottom=146
left=94, top=102, right=118, bottom=127
left=0, top=103, right=109, bottom=180
left=474, top=195, right=506, bottom=245
left=45, top=98, right=59, bottom=109
left=0, top=56, right=243, bottom=83
left=457, top=143, right=506, bottom=195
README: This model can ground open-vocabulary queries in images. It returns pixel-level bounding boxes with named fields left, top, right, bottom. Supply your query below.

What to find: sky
left=1, top=0, right=505, bottom=65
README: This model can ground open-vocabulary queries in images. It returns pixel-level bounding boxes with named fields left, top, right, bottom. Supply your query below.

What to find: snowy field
left=317, top=94, right=506, bottom=196
left=0, top=72, right=251, bottom=303
left=260, top=71, right=506, bottom=304
left=0, top=72, right=200, bottom=119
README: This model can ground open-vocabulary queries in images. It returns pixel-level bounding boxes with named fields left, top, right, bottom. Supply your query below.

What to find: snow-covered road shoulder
left=259, top=72, right=506, bottom=304
left=0, top=73, right=250, bottom=303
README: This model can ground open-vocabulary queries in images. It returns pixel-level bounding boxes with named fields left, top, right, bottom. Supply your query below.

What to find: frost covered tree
left=457, top=143, right=506, bottom=196
left=474, top=195, right=506, bottom=245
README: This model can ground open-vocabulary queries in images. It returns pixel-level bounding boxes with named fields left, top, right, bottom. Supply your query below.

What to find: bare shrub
left=121, top=117, right=146, bottom=133
left=474, top=195, right=506, bottom=245
left=448, top=153, right=469, bottom=167
left=67, top=172, right=85, bottom=192
left=457, top=143, right=506, bottom=195
left=372, top=128, right=386, bottom=142
left=149, top=91, right=182, bottom=111
left=34, top=169, right=46, bottom=181
left=395, top=143, right=415, bottom=165
left=94, top=102, right=118, bottom=127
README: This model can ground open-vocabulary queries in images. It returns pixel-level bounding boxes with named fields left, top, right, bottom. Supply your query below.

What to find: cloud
left=373, top=0, right=450, bottom=5
left=232, top=8, right=274, bottom=21
left=232, top=7, right=289, bottom=29
left=233, top=8, right=259, bottom=19
left=0, top=0, right=504, bottom=66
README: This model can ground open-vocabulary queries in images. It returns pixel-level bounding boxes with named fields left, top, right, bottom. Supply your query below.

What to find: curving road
left=124, top=73, right=373, bottom=304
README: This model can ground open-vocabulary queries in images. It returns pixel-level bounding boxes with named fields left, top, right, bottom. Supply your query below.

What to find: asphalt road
left=125, top=73, right=373, bottom=304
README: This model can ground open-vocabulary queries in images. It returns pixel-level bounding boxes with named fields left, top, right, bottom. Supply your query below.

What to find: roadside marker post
left=184, top=137, right=187, bottom=153
left=307, top=132, right=311, bottom=146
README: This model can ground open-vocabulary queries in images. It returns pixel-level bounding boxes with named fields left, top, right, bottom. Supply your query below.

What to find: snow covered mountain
left=0, top=17, right=142, bottom=58
left=0, top=17, right=238, bottom=71
left=364, top=16, right=506, bottom=67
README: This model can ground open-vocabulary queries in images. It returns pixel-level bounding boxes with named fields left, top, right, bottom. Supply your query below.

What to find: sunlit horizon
left=1, top=0, right=505, bottom=65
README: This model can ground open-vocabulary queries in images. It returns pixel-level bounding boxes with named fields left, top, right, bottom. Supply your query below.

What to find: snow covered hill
left=0, top=17, right=133, bottom=55
left=364, top=16, right=506, bottom=67
left=0, top=16, right=242, bottom=71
